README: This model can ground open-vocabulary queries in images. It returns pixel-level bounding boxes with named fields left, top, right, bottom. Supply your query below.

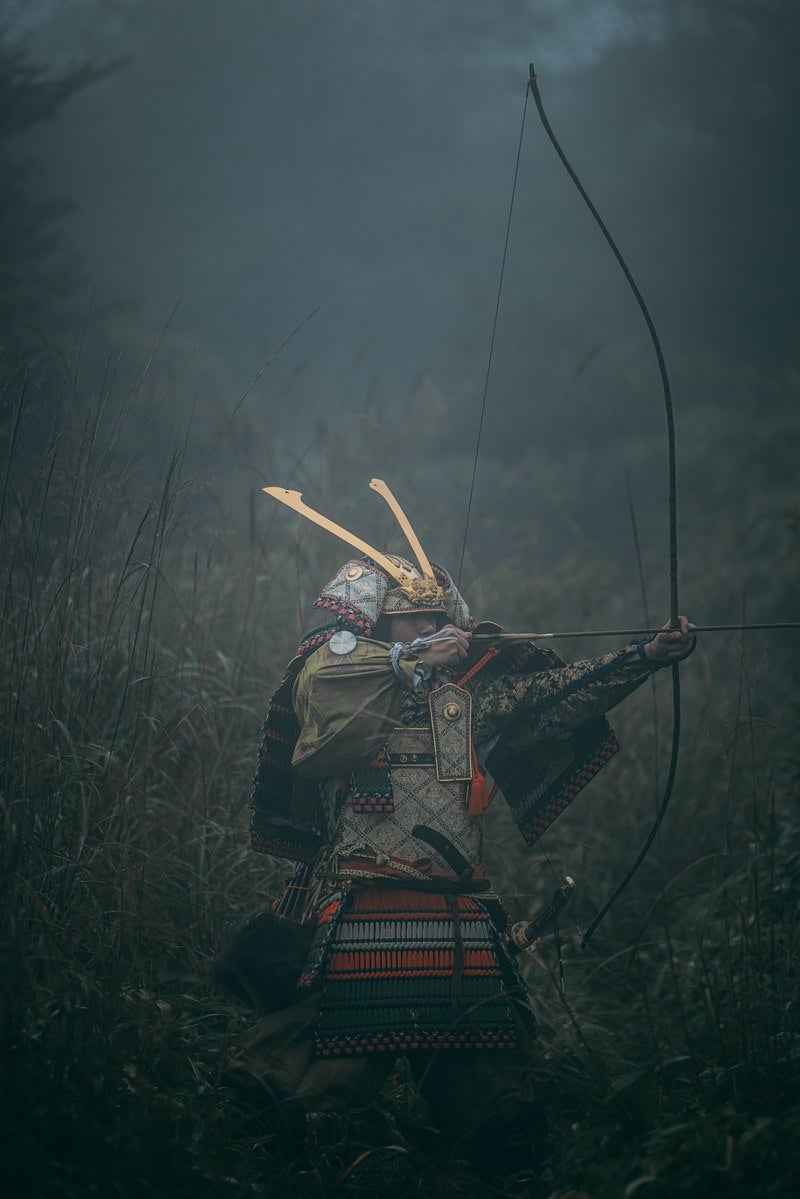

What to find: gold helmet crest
left=261, top=478, right=445, bottom=609
left=262, top=477, right=472, bottom=628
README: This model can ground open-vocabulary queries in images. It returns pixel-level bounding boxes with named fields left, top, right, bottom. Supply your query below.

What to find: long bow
left=460, top=65, right=685, bottom=944
left=527, top=64, right=683, bottom=944
left=530, top=64, right=682, bottom=944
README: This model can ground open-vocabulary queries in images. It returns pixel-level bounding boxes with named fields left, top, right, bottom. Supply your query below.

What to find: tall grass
left=1, top=342, right=798, bottom=1197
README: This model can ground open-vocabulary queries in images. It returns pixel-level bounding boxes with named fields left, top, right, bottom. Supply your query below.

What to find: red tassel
left=467, top=747, right=490, bottom=817
left=456, top=650, right=502, bottom=818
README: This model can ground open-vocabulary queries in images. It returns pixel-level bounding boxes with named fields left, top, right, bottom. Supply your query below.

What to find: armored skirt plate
left=329, top=630, right=358, bottom=655
left=305, top=887, right=520, bottom=1055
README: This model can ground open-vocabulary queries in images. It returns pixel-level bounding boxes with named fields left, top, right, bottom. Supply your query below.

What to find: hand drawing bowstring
left=457, top=64, right=682, bottom=947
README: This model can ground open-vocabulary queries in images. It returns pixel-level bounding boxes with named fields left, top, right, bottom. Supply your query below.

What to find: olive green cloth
left=291, top=638, right=418, bottom=777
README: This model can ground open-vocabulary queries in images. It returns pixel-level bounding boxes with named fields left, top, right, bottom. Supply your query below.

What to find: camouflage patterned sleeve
left=471, top=646, right=655, bottom=746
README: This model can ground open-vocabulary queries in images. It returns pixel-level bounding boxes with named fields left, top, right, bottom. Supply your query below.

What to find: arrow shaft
left=471, top=622, right=800, bottom=642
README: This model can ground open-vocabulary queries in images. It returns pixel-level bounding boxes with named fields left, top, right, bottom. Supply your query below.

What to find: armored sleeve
left=471, top=646, right=655, bottom=746
left=291, top=638, right=419, bottom=777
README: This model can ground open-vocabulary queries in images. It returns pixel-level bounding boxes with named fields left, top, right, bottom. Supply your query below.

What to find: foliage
left=1, top=330, right=798, bottom=1199
left=0, top=25, right=116, bottom=372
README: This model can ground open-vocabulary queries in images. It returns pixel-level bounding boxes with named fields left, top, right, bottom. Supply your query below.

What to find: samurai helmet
left=262, top=478, right=472, bottom=633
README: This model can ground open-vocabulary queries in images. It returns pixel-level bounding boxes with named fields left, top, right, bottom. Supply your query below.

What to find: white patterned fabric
left=329, top=728, right=482, bottom=878
left=316, top=559, right=391, bottom=626
left=315, top=557, right=473, bottom=629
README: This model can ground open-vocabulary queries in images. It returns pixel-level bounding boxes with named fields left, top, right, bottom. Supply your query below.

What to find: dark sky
left=12, top=0, right=800, bottom=413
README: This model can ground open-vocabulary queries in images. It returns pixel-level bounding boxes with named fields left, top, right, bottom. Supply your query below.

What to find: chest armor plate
left=331, top=723, right=482, bottom=878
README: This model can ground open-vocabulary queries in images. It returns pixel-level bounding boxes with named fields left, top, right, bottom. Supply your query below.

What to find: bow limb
left=527, top=64, right=679, bottom=624
left=526, top=63, right=681, bottom=945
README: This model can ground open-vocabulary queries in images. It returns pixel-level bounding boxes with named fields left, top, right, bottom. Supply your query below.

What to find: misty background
left=3, top=6, right=800, bottom=1193
left=3, top=0, right=799, bottom=632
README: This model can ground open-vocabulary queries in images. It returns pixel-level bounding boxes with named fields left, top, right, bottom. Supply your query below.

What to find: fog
left=4, top=0, right=799, bottom=616
left=13, top=1, right=800, bottom=391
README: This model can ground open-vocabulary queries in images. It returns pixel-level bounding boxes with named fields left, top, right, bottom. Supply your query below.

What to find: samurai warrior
left=223, top=480, right=696, bottom=1181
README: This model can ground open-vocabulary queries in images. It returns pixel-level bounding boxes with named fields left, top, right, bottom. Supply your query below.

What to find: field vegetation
left=1, top=24, right=798, bottom=1198
left=1, top=332, right=798, bottom=1198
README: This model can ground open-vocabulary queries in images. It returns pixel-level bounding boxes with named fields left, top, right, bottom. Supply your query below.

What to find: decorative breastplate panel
left=429, top=682, right=473, bottom=781
left=330, top=727, right=482, bottom=878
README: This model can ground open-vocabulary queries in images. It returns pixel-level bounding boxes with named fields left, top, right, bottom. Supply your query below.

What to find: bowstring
left=454, top=78, right=587, bottom=949
left=456, top=85, right=531, bottom=591
left=458, top=65, right=683, bottom=948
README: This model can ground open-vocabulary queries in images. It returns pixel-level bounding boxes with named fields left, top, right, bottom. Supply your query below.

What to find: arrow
left=470, top=622, right=800, bottom=642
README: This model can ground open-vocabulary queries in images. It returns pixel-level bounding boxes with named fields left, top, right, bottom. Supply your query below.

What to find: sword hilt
left=509, top=876, right=575, bottom=954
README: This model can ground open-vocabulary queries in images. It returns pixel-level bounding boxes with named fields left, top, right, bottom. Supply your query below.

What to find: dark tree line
left=0, top=28, right=117, bottom=373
